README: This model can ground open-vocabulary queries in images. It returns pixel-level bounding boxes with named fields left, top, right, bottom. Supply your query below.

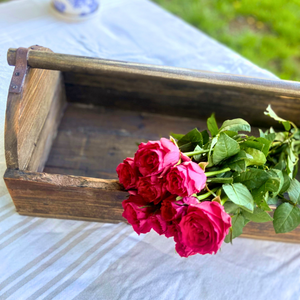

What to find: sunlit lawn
left=153, top=0, right=300, bottom=81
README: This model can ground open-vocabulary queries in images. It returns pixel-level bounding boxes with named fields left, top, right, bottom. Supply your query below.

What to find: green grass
left=153, top=0, right=300, bottom=81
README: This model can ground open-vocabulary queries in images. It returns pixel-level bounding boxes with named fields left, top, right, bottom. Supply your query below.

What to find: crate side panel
left=4, top=169, right=126, bottom=222
left=64, top=72, right=300, bottom=128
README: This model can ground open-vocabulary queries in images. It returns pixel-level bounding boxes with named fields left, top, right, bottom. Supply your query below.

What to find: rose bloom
left=177, top=201, right=231, bottom=256
left=166, top=161, right=207, bottom=197
left=137, top=175, right=167, bottom=204
left=122, top=195, right=167, bottom=235
left=116, top=157, right=139, bottom=190
left=161, top=196, right=198, bottom=222
left=134, top=138, right=180, bottom=176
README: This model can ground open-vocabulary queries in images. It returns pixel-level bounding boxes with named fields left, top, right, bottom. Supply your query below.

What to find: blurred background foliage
left=153, top=0, right=300, bottom=81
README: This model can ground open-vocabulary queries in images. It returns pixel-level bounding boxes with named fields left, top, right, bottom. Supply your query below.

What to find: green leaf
left=253, top=191, right=272, bottom=212
left=244, top=147, right=267, bottom=166
left=212, top=133, right=240, bottom=165
left=242, top=207, right=273, bottom=223
left=193, top=145, right=203, bottom=162
left=223, top=131, right=238, bottom=138
left=256, top=137, right=272, bottom=157
left=223, top=183, right=254, bottom=213
left=207, top=113, right=219, bottom=137
left=201, top=130, right=210, bottom=145
left=280, top=171, right=291, bottom=194
left=170, top=133, right=184, bottom=140
left=264, top=105, right=291, bottom=131
left=273, top=203, right=300, bottom=233
left=225, top=150, right=247, bottom=172
left=287, top=179, right=300, bottom=204
left=207, top=177, right=233, bottom=184
left=224, top=214, right=246, bottom=243
left=224, top=201, right=239, bottom=214
left=268, top=196, right=280, bottom=206
left=287, top=143, right=297, bottom=178
left=234, top=168, right=270, bottom=190
left=241, top=140, right=264, bottom=152
left=220, top=118, right=251, bottom=133
left=265, top=133, right=276, bottom=142
left=177, top=128, right=203, bottom=152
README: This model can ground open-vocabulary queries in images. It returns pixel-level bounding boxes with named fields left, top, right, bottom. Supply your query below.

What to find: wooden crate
left=4, top=46, right=300, bottom=243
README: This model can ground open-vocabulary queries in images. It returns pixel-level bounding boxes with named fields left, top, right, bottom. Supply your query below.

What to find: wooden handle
left=7, top=48, right=300, bottom=98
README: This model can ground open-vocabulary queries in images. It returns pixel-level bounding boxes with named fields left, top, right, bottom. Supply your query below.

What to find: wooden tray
left=4, top=46, right=300, bottom=243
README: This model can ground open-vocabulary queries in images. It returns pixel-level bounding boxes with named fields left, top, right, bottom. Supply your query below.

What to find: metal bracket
left=9, top=47, right=29, bottom=94
left=8, top=45, right=45, bottom=94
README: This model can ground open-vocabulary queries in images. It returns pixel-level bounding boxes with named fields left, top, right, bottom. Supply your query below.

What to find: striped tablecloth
left=0, top=1, right=299, bottom=299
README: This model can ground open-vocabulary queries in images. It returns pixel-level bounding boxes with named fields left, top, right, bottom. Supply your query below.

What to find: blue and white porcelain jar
left=51, top=0, right=100, bottom=21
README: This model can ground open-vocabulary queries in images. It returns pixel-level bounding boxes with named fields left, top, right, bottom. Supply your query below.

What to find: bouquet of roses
left=116, top=105, right=300, bottom=257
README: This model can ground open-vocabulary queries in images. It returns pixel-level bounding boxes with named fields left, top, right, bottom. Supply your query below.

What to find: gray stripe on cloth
left=30, top=224, right=130, bottom=300
left=0, top=218, right=46, bottom=251
left=0, top=222, right=100, bottom=299
left=0, top=202, right=14, bottom=211
left=0, top=209, right=15, bottom=223
left=0, top=216, right=32, bottom=241
left=0, top=221, right=90, bottom=292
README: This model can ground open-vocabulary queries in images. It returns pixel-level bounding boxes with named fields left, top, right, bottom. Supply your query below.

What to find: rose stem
left=184, top=149, right=209, bottom=157
left=205, top=167, right=231, bottom=177
left=196, top=187, right=218, bottom=201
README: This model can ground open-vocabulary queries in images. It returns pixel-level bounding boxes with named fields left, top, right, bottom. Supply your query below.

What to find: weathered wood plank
left=241, top=220, right=300, bottom=243
left=7, top=48, right=300, bottom=97
left=64, top=72, right=300, bottom=128
left=4, top=169, right=126, bottom=222
left=17, top=68, right=61, bottom=170
left=26, top=74, right=67, bottom=172
left=44, top=104, right=208, bottom=178
left=5, top=47, right=64, bottom=170
left=4, top=169, right=300, bottom=243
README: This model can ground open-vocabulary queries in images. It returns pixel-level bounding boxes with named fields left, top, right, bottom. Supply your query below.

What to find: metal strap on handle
left=9, top=47, right=29, bottom=94
left=8, top=45, right=45, bottom=94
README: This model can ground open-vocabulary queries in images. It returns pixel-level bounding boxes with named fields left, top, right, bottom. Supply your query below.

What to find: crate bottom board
left=43, top=103, right=209, bottom=178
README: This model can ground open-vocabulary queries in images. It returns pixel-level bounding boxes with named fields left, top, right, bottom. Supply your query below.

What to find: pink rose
left=177, top=201, right=231, bottom=256
left=166, top=161, right=207, bottom=197
left=161, top=198, right=186, bottom=222
left=137, top=175, right=167, bottom=204
left=116, top=157, right=139, bottom=190
left=148, top=213, right=168, bottom=235
left=122, top=195, right=155, bottom=234
left=122, top=195, right=167, bottom=235
left=161, top=196, right=198, bottom=222
left=134, top=138, right=180, bottom=176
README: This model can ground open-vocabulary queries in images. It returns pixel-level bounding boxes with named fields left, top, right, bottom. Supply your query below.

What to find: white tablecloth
left=0, top=1, right=299, bottom=299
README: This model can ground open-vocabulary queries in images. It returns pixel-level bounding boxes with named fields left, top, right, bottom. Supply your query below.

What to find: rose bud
left=116, top=157, right=139, bottom=190
left=178, top=201, right=231, bottom=256
left=122, top=195, right=155, bottom=235
left=166, top=161, right=207, bottom=197
left=134, top=138, right=180, bottom=176
left=137, top=175, right=168, bottom=204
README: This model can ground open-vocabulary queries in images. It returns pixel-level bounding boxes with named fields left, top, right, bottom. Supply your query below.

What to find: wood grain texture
left=44, top=104, right=208, bottom=178
left=4, top=169, right=300, bottom=243
left=63, top=72, right=300, bottom=128
left=6, top=48, right=300, bottom=126
left=5, top=47, right=63, bottom=171
left=26, top=74, right=67, bottom=172
left=4, top=169, right=126, bottom=223
left=241, top=220, right=300, bottom=243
